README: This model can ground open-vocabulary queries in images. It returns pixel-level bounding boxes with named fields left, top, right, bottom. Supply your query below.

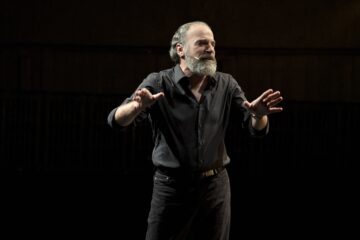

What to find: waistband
left=156, top=166, right=225, bottom=178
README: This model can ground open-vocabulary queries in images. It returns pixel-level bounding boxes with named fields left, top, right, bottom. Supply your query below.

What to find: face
left=178, top=24, right=217, bottom=76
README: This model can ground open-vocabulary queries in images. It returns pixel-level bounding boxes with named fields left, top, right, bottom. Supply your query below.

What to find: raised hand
left=133, top=88, right=164, bottom=111
left=242, top=89, right=283, bottom=118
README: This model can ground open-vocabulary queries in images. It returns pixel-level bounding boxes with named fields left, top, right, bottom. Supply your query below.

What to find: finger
left=139, top=88, right=148, bottom=97
left=133, top=95, right=141, bottom=102
left=133, top=89, right=142, bottom=99
left=259, top=89, right=274, bottom=101
left=152, top=92, right=164, bottom=100
left=266, top=96, right=283, bottom=107
left=269, top=107, right=283, bottom=114
left=263, top=91, right=281, bottom=102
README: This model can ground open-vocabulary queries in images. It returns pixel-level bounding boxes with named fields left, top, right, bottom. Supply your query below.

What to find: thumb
left=152, top=92, right=164, bottom=100
left=242, top=100, right=251, bottom=109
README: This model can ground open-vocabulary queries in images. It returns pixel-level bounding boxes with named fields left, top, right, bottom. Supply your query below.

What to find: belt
left=157, top=166, right=225, bottom=178
left=200, top=167, right=225, bottom=177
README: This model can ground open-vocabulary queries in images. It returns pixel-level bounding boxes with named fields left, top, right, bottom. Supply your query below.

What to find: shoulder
left=144, top=67, right=174, bottom=82
left=214, top=71, right=240, bottom=87
left=140, top=67, right=174, bottom=92
left=215, top=71, right=236, bottom=81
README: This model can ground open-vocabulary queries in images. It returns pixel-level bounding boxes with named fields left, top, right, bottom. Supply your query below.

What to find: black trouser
left=145, top=168, right=231, bottom=240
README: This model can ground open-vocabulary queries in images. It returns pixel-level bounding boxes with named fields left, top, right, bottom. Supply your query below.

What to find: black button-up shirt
left=108, top=64, right=268, bottom=171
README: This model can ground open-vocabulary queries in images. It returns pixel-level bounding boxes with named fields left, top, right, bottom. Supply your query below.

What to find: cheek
left=185, top=45, right=200, bottom=55
left=184, top=47, right=192, bottom=56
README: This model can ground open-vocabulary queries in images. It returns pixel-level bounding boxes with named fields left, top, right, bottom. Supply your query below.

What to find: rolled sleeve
left=247, top=115, right=269, bottom=137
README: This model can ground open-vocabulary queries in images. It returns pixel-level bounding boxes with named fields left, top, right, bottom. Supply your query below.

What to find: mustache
left=197, top=54, right=216, bottom=61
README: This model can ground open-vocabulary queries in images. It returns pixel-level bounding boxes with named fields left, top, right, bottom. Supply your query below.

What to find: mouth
left=199, top=55, right=215, bottom=61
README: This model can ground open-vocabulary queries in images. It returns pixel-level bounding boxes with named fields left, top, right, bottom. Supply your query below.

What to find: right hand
left=242, top=89, right=283, bottom=118
left=132, top=88, right=164, bottom=111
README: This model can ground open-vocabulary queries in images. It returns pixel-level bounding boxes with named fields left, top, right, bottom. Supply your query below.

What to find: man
left=107, top=21, right=283, bottom=240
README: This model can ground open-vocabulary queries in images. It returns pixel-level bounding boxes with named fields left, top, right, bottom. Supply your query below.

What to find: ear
left=176, top=43, right=184, bottom=58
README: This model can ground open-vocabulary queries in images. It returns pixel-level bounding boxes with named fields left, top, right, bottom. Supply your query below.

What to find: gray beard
left=185, top=55, right=217, bottom=77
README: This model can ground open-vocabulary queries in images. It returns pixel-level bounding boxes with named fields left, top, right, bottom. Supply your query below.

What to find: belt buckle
left=202, top=169, right=215, bottom=177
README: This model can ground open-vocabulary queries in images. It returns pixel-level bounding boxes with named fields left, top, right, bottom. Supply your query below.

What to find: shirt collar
left=174, top=64, right=186, bottom=84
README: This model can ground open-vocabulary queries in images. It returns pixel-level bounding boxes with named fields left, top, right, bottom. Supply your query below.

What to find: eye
left=196, top=39, right=215, bottom=47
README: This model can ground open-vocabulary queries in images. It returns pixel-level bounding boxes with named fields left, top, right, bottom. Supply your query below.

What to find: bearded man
left=107, top=21, right=283, bottom=240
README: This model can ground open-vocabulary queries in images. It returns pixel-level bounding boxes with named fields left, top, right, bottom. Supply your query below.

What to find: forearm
left=251, top=114, right=268, bottom=131
left=114, top=101, right=142, bottom=127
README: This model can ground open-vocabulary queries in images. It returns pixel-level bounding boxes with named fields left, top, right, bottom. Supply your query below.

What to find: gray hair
left=169, top=21, right=210, bottom=63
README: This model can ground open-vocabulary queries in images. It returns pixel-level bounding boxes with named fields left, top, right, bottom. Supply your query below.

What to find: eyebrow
left=195, top=39, right=216, bottom=46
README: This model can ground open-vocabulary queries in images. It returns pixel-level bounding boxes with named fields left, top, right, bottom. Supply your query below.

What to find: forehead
left=185, top=24, right=214, bottom=42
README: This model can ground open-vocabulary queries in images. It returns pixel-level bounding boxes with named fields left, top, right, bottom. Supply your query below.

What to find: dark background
left=1, top=0, right=358, bottom=238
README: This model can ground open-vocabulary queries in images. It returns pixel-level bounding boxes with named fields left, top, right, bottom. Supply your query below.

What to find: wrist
left=251, top=113, right=263, bottom=120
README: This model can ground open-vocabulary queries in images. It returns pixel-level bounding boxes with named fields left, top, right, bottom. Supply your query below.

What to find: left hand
left=243, top=89, right=283, bottom=118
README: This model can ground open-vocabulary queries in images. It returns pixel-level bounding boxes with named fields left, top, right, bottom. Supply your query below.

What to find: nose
left=205, top=44, right=215, bottom=54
